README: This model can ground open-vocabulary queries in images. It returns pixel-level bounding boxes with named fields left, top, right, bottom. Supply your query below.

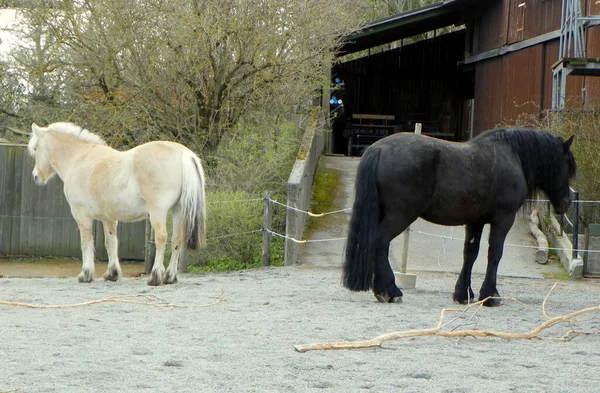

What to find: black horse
left=343, top=128, right=576, bottom=306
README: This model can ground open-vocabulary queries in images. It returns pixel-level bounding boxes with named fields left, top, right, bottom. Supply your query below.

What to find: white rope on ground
left=268, top=198, right=352, bottom=217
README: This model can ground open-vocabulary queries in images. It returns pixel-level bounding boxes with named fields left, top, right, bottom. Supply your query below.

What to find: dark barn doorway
left=331, top=30, right=474, bottom=156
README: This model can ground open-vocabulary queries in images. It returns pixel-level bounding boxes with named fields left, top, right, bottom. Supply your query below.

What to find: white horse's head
left=28, top=123, right=56, bottom=186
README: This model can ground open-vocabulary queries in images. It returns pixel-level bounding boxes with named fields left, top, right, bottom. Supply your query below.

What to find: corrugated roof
left=339, top=0, right=485, bottom=55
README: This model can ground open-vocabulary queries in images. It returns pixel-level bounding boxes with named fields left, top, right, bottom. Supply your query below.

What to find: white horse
left=28, top=122, right=206, bottom=286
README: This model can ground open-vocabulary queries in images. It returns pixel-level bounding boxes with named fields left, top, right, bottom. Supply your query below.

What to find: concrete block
left=395, top=272, right=417, bottom=289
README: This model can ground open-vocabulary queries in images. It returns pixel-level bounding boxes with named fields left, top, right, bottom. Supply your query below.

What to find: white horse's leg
left=164, top=208, right=184, bottom=284
left=102, top=220, right=122, bottom=281
left=75, top=217, right=95, bottom=283
left=148, top=210, right=168, bottom=286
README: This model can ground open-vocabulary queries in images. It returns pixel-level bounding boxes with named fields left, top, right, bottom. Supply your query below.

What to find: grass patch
left=304, top=164, right=343, bottom=236
left=311, top=166, right=341, bottom=214
left=541, top=271, right=570, bottom=280
left=188, top=258, right=259, bottom=272
left=188, top=237, right=284, bottom=272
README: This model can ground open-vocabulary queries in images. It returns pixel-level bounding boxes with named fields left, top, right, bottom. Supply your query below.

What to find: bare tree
left=9, top=0, right=360, bottom=152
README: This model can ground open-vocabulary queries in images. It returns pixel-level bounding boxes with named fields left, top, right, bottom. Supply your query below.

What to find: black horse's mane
left=472, top=128, right=576, bottom=195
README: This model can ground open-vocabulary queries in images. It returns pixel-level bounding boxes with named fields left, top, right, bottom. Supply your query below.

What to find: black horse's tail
left=343, top=147, right=381, bottom=291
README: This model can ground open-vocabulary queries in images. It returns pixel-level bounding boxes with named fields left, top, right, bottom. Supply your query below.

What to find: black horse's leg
left=373, top=241, right=403, bottom=303
left=454, top=223, right=484, bottom=304
left=373, top=215, right=409, bottom=303
left=479, top=215, right=515, bottom=307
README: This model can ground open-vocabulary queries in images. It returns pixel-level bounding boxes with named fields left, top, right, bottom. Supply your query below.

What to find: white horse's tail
left=180, top=150, right=207, bottom=250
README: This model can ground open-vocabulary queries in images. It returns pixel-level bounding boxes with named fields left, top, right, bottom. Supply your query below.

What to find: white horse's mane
left=47, top=122, right=107, bottom=146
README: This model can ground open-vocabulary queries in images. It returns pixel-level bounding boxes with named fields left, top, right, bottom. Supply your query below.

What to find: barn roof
left=339, top=0, right=485, bottom=55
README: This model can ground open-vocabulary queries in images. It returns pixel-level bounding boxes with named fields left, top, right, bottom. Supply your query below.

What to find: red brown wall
left=473, top=45, right=545, bottom=132
left=471, top=0, right=600, bottom=135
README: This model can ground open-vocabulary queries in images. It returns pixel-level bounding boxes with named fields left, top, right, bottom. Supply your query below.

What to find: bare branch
left=294, top=293, right=600, bottom=353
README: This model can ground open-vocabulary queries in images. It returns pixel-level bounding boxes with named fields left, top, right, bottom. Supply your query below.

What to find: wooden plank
left=0, top=146, right=19, bottom=253
left=348, top=124, right=395, bottom=128
left=118, top=221, right=147, bottom=260
left=351, top=113, right=395, bottom=120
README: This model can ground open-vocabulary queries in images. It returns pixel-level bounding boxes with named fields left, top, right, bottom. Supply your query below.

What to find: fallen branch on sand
left=0, top=294, right=185, bottom=309
left=0, top=293, right=229, bottom=309
left=294, top=286, right=599, bottom=353
left=196, top=292, right=229, bottom=308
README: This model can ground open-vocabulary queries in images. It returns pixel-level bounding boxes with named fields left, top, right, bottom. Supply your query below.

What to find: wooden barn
left=331, top=0, right=600, bottom=155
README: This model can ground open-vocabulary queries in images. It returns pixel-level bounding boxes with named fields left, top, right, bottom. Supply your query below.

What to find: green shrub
left=185, top=114, right=304, bottom=270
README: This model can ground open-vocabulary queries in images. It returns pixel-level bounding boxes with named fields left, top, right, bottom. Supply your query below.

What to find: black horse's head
left=545, top=135, right=576, bottom=215
left=497, top=129, right=577, bottom=215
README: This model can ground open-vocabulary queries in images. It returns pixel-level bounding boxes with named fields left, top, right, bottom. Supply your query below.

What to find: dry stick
left=0, top=294, right=184, bottom=309
left=542, top=283, right=558, bottom=320
left=196, top=292, right=229, bottom=308
left=0, top=293, right=229, bottom=309
left=294, top=295, right=600, bottom=353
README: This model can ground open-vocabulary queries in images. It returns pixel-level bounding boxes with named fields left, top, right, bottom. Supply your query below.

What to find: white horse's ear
left=31, top=123, right=48, bottom=137
left=31, top=123, right=42, bottom=135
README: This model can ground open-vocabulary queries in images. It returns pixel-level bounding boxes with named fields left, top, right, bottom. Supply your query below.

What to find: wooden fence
left=0, top=144, right=146, bottom=260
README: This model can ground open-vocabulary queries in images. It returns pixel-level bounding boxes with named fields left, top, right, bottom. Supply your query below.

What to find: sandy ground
left=0, top=267, right=599, bottom=393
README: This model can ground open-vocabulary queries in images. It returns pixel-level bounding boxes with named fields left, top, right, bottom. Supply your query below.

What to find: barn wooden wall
left=0, top=144, right=146, bottom=260
left=471, top=0, right=600, bottom=134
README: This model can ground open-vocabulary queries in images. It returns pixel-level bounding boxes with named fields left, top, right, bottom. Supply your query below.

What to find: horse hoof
left=375, top=293, right=403, bottom=303
left=147, top=274, right=162, bottom=286
left=453, top=295, right=469, bottom=305
left=163, top=272, right=178, bottom=285
left=375, top=293, right=387, bottom=303
left=103, top=270, right=120, bottom=282
left=453, top=289, right=475, bottom=305
left=78, top=271, right=94, bottom=283
left=481, top=297, right=502, bottom=307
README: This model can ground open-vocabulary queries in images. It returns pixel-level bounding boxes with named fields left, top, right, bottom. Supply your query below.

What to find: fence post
left=572, top=191, right=579, bottom=259
left=262, top=191, right=273, bottom=267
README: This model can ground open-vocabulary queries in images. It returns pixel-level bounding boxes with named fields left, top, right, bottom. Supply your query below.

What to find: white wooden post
left=395, top=123, right=421, bottom=289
